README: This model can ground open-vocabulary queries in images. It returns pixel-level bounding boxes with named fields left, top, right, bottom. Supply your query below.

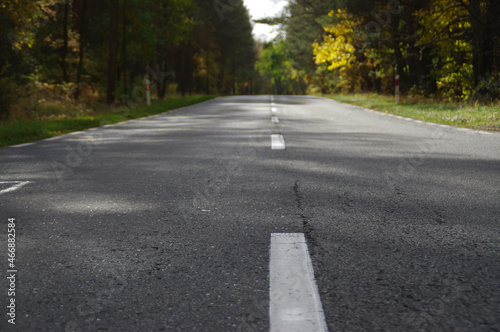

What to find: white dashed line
left=272, top=107, right=278, bottom=113
left=270, top=233, right=328, bottom=332
left=44, top=136, right=61, bottom=141
left=0, top=181, right=30, bottom=195
left=271, top=135, right=286, bottom=150
left=272, top=117, right=279, bottom=124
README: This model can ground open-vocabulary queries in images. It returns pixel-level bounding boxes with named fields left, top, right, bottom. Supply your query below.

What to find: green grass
left=325, top=93, right=500, bottom=131
left=0, top=95, right=217, bottom=147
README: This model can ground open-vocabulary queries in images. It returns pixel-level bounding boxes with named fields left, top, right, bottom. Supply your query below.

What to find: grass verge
left=0, top=95, right=217, bottom=147
left=325, top=93, right=500, bottom=131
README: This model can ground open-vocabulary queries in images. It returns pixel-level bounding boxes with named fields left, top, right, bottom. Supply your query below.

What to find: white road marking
left=10, top=143, right=34, bottom=148
left=271, top=102, right=276, bottom=106
left=44, top=136, right=61, bottom=141
left=271, top=135, right=286, bottom=150
left=0, top=181, right=30, bottom=195
left=272, top=107, right=278, bottom=113
left=272, top=117, right=279, bottom=124
left=270, top=233, right=328, bottom=332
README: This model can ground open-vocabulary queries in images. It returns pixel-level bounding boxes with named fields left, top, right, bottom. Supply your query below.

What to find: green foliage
left=327, top=93, right=500, bottom=130
left=267, top=0, right=500, bottom=100
left=256, top=39, right=306, bottom=94
left=0, top=0, right=256, bottom=119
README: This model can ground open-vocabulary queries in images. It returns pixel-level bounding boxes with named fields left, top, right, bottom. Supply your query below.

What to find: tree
left=74, top=0, right=87, bottom=100
left=216, top=0, right=255, bottom=94
left=106, top=0, right=118, bottom=104
left=462, top=0, right=500, bottom=99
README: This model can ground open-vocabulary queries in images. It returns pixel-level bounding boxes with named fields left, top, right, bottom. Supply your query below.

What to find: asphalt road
left=1, top=95, right=499, bottom=331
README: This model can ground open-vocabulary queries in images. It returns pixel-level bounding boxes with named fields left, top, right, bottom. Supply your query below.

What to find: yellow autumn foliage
left=312, top=9, right=361, bottom=71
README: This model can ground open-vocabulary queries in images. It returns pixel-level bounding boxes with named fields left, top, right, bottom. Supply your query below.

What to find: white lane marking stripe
left=271, top=135, right=285, bottom=150
left=0, top=181, right=30, bottom=194
left=44, top=136, right=61, bottom=141
left=272, top=117, right=279, bottom=124
left=270, top=233, right=328, bottom=332
left=271, top=107, right=277, bottom=113
left=10, top=143, right=34, bottom=148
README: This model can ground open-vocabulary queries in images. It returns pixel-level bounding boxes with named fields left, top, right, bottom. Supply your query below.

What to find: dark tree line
left=0, top=0, right=256, bottom=120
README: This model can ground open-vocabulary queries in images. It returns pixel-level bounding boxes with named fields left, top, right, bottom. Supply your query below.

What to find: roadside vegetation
left=325, top=94, right=500, bottom=131
left=0, top=95, right=216, bottom=147
left=257, top=0, right=499, bottom=101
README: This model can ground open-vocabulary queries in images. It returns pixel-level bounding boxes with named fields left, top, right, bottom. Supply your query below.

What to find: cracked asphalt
left=1, top=95, right=499, bottom=331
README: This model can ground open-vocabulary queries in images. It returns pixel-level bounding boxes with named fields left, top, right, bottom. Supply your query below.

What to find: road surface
left=1, top=95, right=499, bottom=331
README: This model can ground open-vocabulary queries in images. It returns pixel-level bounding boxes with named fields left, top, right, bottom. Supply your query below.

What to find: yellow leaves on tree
left=312, top=10, right=361, bottom=71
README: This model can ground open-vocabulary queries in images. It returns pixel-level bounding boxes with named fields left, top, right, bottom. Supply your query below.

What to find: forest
left=0, top=0, right=499, bottom=123
left=257, top=0, right=500, bottom=102
left=0, top=0, right=256, bottom=121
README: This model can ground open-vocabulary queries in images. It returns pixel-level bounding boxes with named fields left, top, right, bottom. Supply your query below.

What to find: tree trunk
left=74, top=0, right=87, bottom=100
left=121, top=0, right=128, bottom=95
left=471, top=2, right=493, bottom=81
left=391, top=14, right=405, bottom=92
left=107, top=0, right=118, bottom=105
left=206, top=48, right=210, bottom=94
left=61, top=0, right=70, bottom=83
